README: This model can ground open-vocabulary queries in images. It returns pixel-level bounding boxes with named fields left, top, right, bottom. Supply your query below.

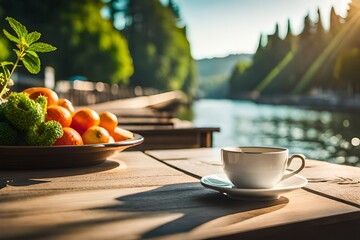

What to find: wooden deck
left=77, top=91, right=220, bottom=149
left=0, top=149, right=359, bottom=239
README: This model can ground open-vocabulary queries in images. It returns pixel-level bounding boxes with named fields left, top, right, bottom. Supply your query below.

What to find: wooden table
left=1, top=149, right=359, bottom=240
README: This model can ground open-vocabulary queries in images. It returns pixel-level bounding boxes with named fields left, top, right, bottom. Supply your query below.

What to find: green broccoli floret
left=3, top=92, right=47, bottom=131
left=35, top=95, right=47, bottom=115
left=25, top=121, right=63, bottom=146
left=0, top=121, right=18, bottom=145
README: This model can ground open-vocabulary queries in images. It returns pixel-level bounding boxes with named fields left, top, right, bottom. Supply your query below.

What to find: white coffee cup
left=221, top=146, right=305, bottom=189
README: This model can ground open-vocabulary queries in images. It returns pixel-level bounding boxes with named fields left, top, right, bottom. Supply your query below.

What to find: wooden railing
left=12, top=73, right=162, bottom=106
left=55, top=80, right=161, bottom=106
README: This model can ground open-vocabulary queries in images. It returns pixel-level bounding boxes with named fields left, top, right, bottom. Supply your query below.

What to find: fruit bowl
left=0, top=133, right=144, bottom=170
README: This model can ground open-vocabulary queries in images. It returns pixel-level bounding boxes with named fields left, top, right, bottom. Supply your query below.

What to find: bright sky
left=175, top=0, right=351, bottom=59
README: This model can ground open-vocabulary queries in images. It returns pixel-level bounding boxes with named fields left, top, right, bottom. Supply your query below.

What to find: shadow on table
left=0, top=160, right=120, bottom=189
left=0, top=182, right=288, bottom=239
left=104, top=182, right=289, bottom=238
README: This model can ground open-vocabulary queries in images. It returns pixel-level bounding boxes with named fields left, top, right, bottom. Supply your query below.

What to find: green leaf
left=26, top=31, right=41, bottom=45
left=6, top=17, right=28, bottom=38
left=22, top=51, right=40, bottom=74
left=0, top=62, right=12, bottom=79
left=13, top=49, right=21, bottom=56
left=4, top=65, right=11, bottom=75
left=28, top=42, right=56, bottom=53
left=3, top=29, right=19, bottom=43
left=0, top=61, right=14, bottom=66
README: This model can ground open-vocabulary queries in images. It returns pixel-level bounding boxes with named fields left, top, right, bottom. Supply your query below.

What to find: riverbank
left=248, top=94, right=360, bottom=112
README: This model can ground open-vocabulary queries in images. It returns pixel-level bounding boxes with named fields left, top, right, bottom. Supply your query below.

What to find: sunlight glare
left=351, top=137, right=360, bottom=146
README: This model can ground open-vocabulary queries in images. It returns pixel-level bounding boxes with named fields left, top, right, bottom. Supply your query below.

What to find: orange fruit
left=99, top=111, right=118, bottom=132
left=81, top=126, right=110, bottom=144
left=23, top=87, right=59, bottom=106
left=57, top=98, right=75, bottom=116
left=110, top=127, right=134, bottom=142
left=46, top=105, right=72, bottom=127
left=53, top=127, right=84, bottom=146
left=71, top=108, right=100, bottom=135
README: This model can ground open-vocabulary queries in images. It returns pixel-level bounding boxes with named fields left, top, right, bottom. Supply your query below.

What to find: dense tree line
left=229, top=0, right=360, bottom=98
left=107, top=0, right=196, bottom=95
left=0, top=0, right=196, bottom=95
left=0, top=0, right=133, bottom=85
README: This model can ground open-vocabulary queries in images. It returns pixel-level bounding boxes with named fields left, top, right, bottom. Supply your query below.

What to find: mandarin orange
left=53, top=127, right=84, bottom=146
left=81, top=126, right=110, bottom=144
left=23, top=87, right=59, bottom=106
left=99, top=111, right=118, bottom=132
left=71, top=108, right=100, bottom=135
left=57, top=98, right=75, bottom=116
left=110, top=127, right=133, bottom=142
left=46, top=105, right=72, bottom=127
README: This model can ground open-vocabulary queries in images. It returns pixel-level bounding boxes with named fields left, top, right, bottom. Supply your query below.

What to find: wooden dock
left=77, top=91, right=220, bottom=150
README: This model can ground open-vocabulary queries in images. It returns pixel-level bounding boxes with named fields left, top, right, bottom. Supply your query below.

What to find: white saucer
left=200, top=173, right=308, bottom=201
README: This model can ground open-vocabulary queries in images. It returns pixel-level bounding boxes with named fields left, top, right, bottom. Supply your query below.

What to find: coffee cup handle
left=282, top=154, right=306, bottom=181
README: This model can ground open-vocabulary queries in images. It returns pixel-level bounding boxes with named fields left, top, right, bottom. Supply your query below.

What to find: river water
left=191, top=99, right=360, bottom=167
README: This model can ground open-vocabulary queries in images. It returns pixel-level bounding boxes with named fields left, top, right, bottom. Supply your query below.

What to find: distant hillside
left=196, top=54, right=253, bottom=80
left=195, top=54, right=253, bottom=98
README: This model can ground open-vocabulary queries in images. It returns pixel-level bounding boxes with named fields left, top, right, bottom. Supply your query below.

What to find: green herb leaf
left=22, top=51, right=40, bottom=74
left=28, top=42, right=56, bottom=53
left=6, top=17, right=28, bottom=39
left=3, top=29, right=19, bottom=43
left=1, top=17, right=56, bottom=100
left=2, top=65, right=11, bottom=79
left=0, top=61, right=14, bottom=66
left=13, top=49, right=20, bottom=56
left=26, top=31, right=41, bottom=45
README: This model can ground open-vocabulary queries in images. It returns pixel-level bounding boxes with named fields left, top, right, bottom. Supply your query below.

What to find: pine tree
left=316, top=8, right=325, bottom=34
left=122, top=0, right=196, bottom=94
left=333, top=0, right=360, bottom=94
left=329, top=6, right=341, bottom=33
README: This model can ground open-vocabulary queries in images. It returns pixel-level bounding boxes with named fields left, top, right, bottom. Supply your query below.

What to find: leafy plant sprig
left=0, top=17, right=56, bottom=100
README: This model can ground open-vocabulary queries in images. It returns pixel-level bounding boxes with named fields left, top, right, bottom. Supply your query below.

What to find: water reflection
left=192, top=99, right=360, bottom=167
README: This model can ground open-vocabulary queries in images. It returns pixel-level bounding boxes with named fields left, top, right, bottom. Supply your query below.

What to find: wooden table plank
left=1, top=186, right=358, bottom=240
left=1, top=151, right=359, bottom=240
left=0, top=152, right=195, bottom=201
left=146, top=148, right=360, bottom=207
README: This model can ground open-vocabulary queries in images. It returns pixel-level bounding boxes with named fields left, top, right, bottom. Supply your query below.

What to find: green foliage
left=121, top=0, right=196, bottom=94
left=0, top=0, right=133, bottom=85
left=335, top=48, right=360, bottom=94
left=198, top=75, right=229, bottom=99
left=228, top=0, right=360, bottom=96
left=197, top=54, right=252, bottom=79
left=0, top=17, right=56, bottom=100
left=228, top=61, right=252, bottom=97
left=60, top=2, right=133, bottom=84
left=0, top=36, right=10, bottom=61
